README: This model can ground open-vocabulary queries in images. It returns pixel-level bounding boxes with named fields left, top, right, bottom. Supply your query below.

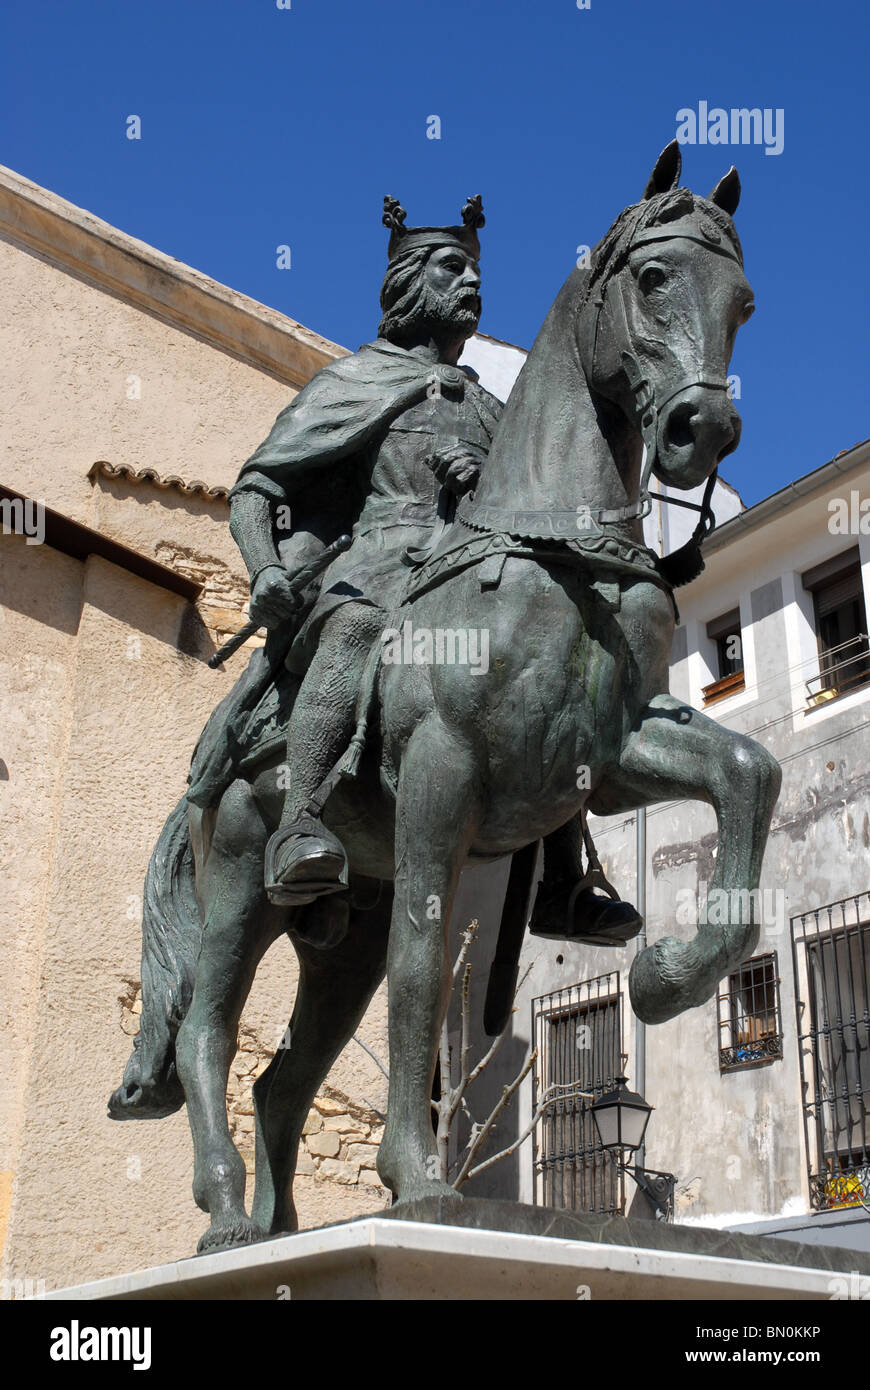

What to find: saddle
left=186, top=494, right=681, bottom=811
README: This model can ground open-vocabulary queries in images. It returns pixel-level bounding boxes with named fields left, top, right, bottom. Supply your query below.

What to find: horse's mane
left=480, top=182, right=743, bottom=484
left=579, top=188, right=743, bottom=314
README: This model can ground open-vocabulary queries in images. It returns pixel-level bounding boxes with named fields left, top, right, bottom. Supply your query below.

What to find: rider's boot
left=529, top=817, right=643, bottom=947
left=264, top=604, right=376, bottom=908
left=265, top=815, right=348, bottom=907
left=529, top=881, right=643, bottom=945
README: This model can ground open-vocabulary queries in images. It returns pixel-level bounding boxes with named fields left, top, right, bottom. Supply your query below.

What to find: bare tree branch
left=353, top=918, right=575, bottom=1193
left=464, top=1082, right=595, bottom=1181
left=432, top=918, right=585, bottom=1196
left=453, top=1047, right=539, bottom=1188
left=352, top=1033, right=389, bottom=1081
left=452, top=920, right=478, bottom=982
left=436, top=1014, right=452, bottom=1181
left=466, top=1016, right=509, bottom=1086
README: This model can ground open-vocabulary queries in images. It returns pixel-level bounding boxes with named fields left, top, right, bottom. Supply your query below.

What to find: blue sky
left=3, top=0, right=867, bottom=505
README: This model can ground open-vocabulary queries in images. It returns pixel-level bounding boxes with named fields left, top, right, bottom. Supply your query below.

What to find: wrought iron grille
left=717, top=952, right=784, bottom=1071
left=791, top=892, right=870, bottom=1211
left=531, top=972, right=625, bottom=1214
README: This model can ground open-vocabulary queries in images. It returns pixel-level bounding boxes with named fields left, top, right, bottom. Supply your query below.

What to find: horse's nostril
left=716, top=408, right=741, bottom=458
left=667, top=403, right=696, bottom=450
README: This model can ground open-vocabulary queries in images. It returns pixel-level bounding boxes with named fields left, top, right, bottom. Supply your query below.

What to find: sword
left=483, top=840, right=541, bottom=1037
left=208, top=534, right=352, bottom=669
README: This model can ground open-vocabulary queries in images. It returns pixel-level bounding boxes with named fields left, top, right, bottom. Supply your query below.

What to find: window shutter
left=706, top=608, right=741, bottom=641
left=813, top=567, right=862, bottom=618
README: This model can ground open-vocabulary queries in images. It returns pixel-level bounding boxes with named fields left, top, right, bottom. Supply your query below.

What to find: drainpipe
left=634, top=806, right=647, bottom=1170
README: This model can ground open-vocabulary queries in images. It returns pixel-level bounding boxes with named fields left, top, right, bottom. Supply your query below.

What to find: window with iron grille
left=531, top=972, right=625, bottom=1215
left=791, top=892, right=870, bottom=1211
left=717, top=953, right=784, bottom=1071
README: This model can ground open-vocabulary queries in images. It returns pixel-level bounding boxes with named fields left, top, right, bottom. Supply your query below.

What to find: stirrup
left=529, top=880, right=643, bottom=946
left=265, top=816, right=349, bottom=907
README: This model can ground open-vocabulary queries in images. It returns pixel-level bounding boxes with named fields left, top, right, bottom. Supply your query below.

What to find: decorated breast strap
left=402, top=514, right=675, bottom=615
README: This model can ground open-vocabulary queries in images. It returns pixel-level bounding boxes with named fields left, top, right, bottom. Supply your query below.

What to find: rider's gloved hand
left=427, top=443, right=486, bottom=497
left=249, top=564, right=302, bottom=629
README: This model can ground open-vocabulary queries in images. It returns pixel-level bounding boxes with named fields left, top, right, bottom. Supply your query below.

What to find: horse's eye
left=741, top=301, right=756, bottom=324
left=639, top=265, right=666, bottom=294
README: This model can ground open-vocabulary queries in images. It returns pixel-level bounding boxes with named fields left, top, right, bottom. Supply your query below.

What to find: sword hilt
left=208, top=533, right=351, bottom=669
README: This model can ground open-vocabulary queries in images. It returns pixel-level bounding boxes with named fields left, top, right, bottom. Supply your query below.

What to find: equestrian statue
left=109, top=142, right=780, bottom=1253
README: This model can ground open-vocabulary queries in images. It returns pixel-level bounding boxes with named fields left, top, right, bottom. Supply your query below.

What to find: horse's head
left=580, top=141, right=753, bottom=493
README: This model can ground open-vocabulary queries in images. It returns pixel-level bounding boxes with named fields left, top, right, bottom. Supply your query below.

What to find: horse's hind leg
left=597, top=692, right=781, bottom=1025
left=251, top=882, right=391, bottom=1236
left=176, top=780, right=283, bottom=1253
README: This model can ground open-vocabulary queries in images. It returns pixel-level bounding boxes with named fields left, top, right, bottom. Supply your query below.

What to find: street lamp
left=589, top=1077, right=652, bottom=1153
left=590, top=1077, right=676, bottom=1222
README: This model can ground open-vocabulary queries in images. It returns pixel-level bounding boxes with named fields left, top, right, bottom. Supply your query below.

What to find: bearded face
left=419, top=280, right=481, bottom=336
left=379, top=245, right=481, bottom=345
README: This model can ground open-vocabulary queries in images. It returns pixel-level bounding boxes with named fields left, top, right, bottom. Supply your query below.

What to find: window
left=803, top=549, right=870, bottom=705
left=717, top=953, right=783, bottom=1071
left=702, top=608, right=745, bottom=705
left=791, top=892, right=870, bottom=1211
left=531, top=972, right=625, bottom=1214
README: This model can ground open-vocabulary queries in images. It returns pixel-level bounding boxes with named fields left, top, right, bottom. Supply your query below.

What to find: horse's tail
left=108, top=795, right=202, bottom=1121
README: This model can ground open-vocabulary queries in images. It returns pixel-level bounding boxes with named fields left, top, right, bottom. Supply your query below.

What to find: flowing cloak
left=229, top=337, right=485, bottom=506
left=187, top=338, right=500, bottom=808
left=233, top=335, right=501, bottom=661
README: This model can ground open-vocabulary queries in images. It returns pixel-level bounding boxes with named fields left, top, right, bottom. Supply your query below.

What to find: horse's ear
left=642, top=141, right=682, bottom=199
left=709, top=167, right=741, bottom=215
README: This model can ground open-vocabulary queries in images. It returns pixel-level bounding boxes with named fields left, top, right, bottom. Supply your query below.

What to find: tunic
left=230, top=337, right=503, bottom=666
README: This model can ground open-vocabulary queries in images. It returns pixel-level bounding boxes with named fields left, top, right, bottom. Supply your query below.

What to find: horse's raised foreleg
left=176, top=780, right=282, bottom=1253
left=250, top=884, right=391, bottom=1236
left=377, top=716, right=480, bottom=1204
left=598, top=693, right=781, bottom=1025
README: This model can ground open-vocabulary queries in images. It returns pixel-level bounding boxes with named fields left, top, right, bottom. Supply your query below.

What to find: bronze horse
left=110, top=144, right=780, bottom=1252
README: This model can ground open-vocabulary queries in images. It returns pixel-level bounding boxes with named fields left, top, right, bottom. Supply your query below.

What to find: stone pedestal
left=45, top=1198, right=870, bottom=1300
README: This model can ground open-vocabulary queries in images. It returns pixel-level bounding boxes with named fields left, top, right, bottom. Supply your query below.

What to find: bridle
left=587, top=218, right=744, bottom=541
left=455, top=207, right=743, bottom=576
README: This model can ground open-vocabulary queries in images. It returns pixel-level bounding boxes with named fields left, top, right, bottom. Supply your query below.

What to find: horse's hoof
left=196, top=1219, right=267, bottom=1255
left=107, top=1062, right=185, bottom=1122
left=389, top=1177, right=463, bottom=1207
left=629, top=936, right=710, bottom=1024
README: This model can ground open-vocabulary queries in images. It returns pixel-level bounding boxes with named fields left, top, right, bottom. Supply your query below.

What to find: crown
left=382, top=194, right=485, bottom=261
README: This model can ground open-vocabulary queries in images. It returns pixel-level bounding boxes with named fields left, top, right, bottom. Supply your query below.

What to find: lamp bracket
left=623, top=1165, right=676, bottom=1222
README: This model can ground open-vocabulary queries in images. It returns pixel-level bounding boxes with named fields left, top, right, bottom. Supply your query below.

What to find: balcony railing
left=805, top=633, right=870, bottom=707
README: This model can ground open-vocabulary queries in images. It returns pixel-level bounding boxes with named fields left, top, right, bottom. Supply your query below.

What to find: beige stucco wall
left=0, top=209, right=389, bottom=1293
left=0, top=235, right=289, bottom=522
